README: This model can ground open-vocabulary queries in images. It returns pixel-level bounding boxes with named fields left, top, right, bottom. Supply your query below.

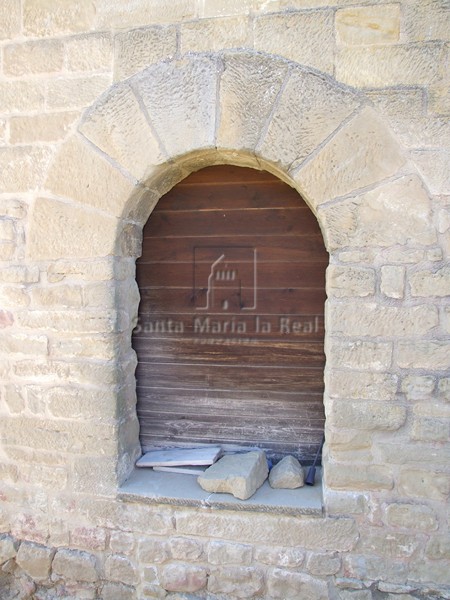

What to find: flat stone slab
left=136, top=447, right=221, bottom=467
left=197, top=451, right=268, bottom=500
left=269, top=455, right=305, bottom=489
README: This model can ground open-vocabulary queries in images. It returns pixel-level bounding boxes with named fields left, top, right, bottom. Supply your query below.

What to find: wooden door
left=133, top=166, right=327, bottom=463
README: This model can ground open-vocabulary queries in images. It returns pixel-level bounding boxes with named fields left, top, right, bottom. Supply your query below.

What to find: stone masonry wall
left=0, top=1, right=449, bottom=599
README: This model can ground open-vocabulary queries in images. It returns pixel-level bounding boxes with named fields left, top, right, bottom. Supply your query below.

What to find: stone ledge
left=118, top=468, right=323, bottom=517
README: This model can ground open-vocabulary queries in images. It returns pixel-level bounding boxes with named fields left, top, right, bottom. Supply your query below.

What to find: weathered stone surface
left=379, top=443, right=450, bottom=467
left=269, top=455, right=304, bottom=489
left=46, top=75, right=111, bottom=111
left=161, top=563, right=207, bottom=593
left=385, top=503, right=438, bottom=531
left=411, top=416, right=449, bottom=442
left=198, top=450, right=268, bottom=500
left=15, top=541, right=54, bottom=579
left=95, top=0, right=196, bottom=29
left=208, top=566, right=264, bottom=598
left=181, top=16, right=250, bottom=53
left=326, top=464, right=393, bottom=491
left=328, top=339, right=393, bottom=371
left=397, top=341, right=450, bottom=370
left=357, top=530, right=420, bottom=559
left=101, top=582, right=137, bottom=600
left=254, top=10, right=334, bottom=74
left=138, top=538, right=170, bottom=564
left=381, top=265, right=405, bottom=299
left=10, top=112, right=78, bottom=144
left=267, top=568, right=328, bottom=600
left=307, top=552, right=341, bottom=576
left=52, top=548, right=98, bottom=583
left=134, top=56, right=218, bottom=159
left=217, top=52, right=287, bottom=152
left=329, top=400, right=406, bottom=431
left=336, top=4, right=400, bottom=46
left=260, top=67, right=359, bottom=171
left=208, top=540, right=252, bottom=565
left=327, top=265, right=375, bottom=297
left=296, top=108, right=406, bottom=208
left=0, top=80, right=46, bottom=112
left=3, top=39, right=64, bottom=76
left=399, top=469, right=450, bottom=500
left=105, top=554, right=138, bottom=586
left=23, top=0, right=96, bottom=36
left=0, top=0, right=20, bottom=39
left=426, top=535, right=450, bottom=560
left=169, top=537, right=202, bottom=560
left=401, top=375, right=435, bottom=400
left=410, top=266, right=450, bottom=297
left=254, top=546, right=304, bottom=568
left=0, top=535, right=17, bottom=563
left=327, top=371, right=397, bottom=401
left=0, top=146, right=53, bottom=193
left=66, top=33, right=113, bottom=72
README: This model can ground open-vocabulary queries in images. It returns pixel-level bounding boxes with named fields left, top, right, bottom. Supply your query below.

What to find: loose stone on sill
left=269, top=455, right=305, bottom=489
left=197, top=450, right=268, bottom=500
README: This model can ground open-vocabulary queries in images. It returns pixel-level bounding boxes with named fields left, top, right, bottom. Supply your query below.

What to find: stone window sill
left=118, top=468, right=323, bottom=516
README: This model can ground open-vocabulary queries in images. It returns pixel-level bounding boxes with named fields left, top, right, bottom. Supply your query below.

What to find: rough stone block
left=379, top=443, right=450, bottom=467
left=327, top=265, right=375, bottom=297
left=398, top=469, right=450, bottom=500
left=105, top=554, right=138, bottom=586
left=357, top=530, right=420, bottom=559
left=327, top=339, right=392, bottom=371
left=403, top=0, right=450, bottom=43
left=0, top=535, right=17, bottom=563
left=0, top=0, right=21, bottom=39
left=138, top=538, right=170, bottom=564
left=329, top=400, right=406, bottom=431
left=208, top=566, right=264, bottom=598
left=336, top=43, right=444, bottom=87
left=267, top=568, right=328, bottom=600
left=208, top=540, right=253, bottom=565
left=181, top=16, right=250, bottom=53
left=3, top=40, right=64, bottom=76
left=198, top=450, right=268, bottom=500
left=254, top=10, right=334, bottom=74
left=95, top=0, right=196, bottom=29
left=169, top=537, right=202, bottom=560
left=114, top=26, right=176, bottom=81
left=326, top=464, right=393, bottom=491
left=327, top=370, right=397, bottom=401
left=381, top=265, right=405, bottom=299
left=0, top=146, right=53, bottom=193
left=397, top=341, right=450, bottom=370
left=101, top=582, right=137, bottom=600
left=16, top=541, right=54, bottom=580
left=134, top=56, right=218, bottom=159
left=46, top=75, right=111, bottom=111
left=269, top=455, right=304, bottom=489
left=31, top=285, right=83, bottom=309
left=410, top=266, right=450, bottom=297
left=28, top=197, right=118, bottom=260
left=0, top=333, right=47, bottom=356
left=23, top=0, right=96, bottom=36
left=52, top=548, right=98, bottom=583
left=329, top=303, right=438, bottom=338
left=401, top=375, right=435, bottom=400
left=254, top=546, right=304, bottom=568
left=79, top=83, right=165, bottom=182
left=0, top=81, right=46, bottom=113
left=411, top=416, right=449, bottom=442
left=296, top=108, right=406, bottom=208
left=426, top=535, right=450, bottom=560
left=217, top=52, right=287, bottom=153
left=307, top=552, right=341, bottom=576
left=385, top=503, right=438, bottom=532
left=336, top=5, right=400, bottom=46
left=66, top=33, right=113, bottom=72
left=161, top=564, right=207, bottom=593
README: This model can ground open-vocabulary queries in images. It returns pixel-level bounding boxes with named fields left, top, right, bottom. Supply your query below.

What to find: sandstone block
left=202, top=0, right=252, bottom=17
left=0, top=0, right=21, bottom=39
left=105, top=554, right=138, bottom=586
left=198, top=450, right=268, bottom=500
left=0, top=81, right=46, bottom=113
left=3, top=39, right=64, bottom=76
left=4, top=385, right=26, bottom=413
left=217, top=52, right=287, bottom=153
left=401, top=375, right=435, bottom=400
left=357, top=530, right=420, bottom=559
left=336, top=5, right=400, bottom=46
left=329, top=303, right=438, bottom=338
left=296, top=108, right=406, bottom=208
left=411, top=416, right=449, bottom=442
left=46, top=75, right=111, bottom=111
left=324, top=490, right=368, bottom=516
left=327, top=370, right=397, bottom=401
left=66, top=33, right=113, bottom=72
left=254, top=546, right=304, bottom=568
left=95, top=0, right=196, bottom=29
left=413, top=149, right=450, bottom=195
left=31, top=285, right=83, bottom=309
left=161, top=564, right=207, bottom=593
left=329, top=400, right=406, bottom=431
left=134, top=56, right=218, bottom=159
left=52, top=548, right=98, bottom=583
left=138, top=538, right=170, bottom=564
left=101, top=582, right=137, bottom=600
left=397, top=341, right=450, bottom=370
left=254, top=10, right=334, bottom=74
left=381, top=265, right=405, bottom=299
left=208, top=566, right=264, bottom=598
left=0, top=243, right=16, bottom=261
left=410, top=266, right=450, bottom=297
left=0, top=220, right=16, bottom=242
left=403, top=0, right=450, bottom=43
left=0, top=266, right=39, bottom=284
left=399, top=469, right=450, bottom=500
left=307, top=552, right=341, bottom=576
left=328, top=339, right=392, bottom=371
left=336, top=43, right=444, bottom=88
left=378, top=443, right=450, bottom=467
left=79, top=83, right=165, bottom=182
left=0, top=333, right=47, bottom=356
left=70, top=527, right=107, bottom=552
left=0, top=535, right=17, bottom=563
left=426, top=535, right=450, bottom=560
left=16, top=541, right=54, bottom=580
left=208, top=540, right=252, bottom=565
left=181, top=16, right=250, bottom=54
left=267, top=568, right=328, bottom=600
left=326, top=464, right=393, bottom=491
left=269, top=455, right=304, bottom=489
left=169, top=537, right=202, bottom=560
left=10, top=112, right=78, bottom=144
left=385, top=503, right=438, bottom=532
left=23, top=0, right=96, bottom=36
left=327, top=265, right=375, bottom=298
left=114, top=26, right=176, bottom=81
left=0, top=146, right=53, bottom=193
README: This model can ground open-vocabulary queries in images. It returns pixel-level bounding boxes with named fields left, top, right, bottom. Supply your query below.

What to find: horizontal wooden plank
left=144, top=207, right=319, bottom=238
left=132, top=337, right=325, bottom=367
left=135, top=363, right=324, bottom=393
left=177, top=165, right=280, bottom=185
left=139, top=235, right=328, bottom=264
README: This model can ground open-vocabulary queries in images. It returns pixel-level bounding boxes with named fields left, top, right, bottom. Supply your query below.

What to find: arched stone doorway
left=27, top=50, right=435, bottom=496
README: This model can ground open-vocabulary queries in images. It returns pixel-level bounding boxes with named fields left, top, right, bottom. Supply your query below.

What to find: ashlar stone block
left=329, top=400, right=406, bottom=431
left=385, top=503, right=438, bottom=532
left=336, top=4, right=400, bottom=46
left=327, top=265, right=375, bottom=298
left=410, top=266, right=450, bottom=297
left=66, top=33, right=113, bottom=72
left=208, top=566, right=264, bottom=598
left=46, top=75, right=111, bottom=111
left=133, top=56, right=219, bottom=159
left=181, top=16, right=250, bottom=54
left=0, top=146, right=53, bottom=193
left=327, top=339, right=392, bottom=371
left=52, top=548, right=98, bottom=583
left=23, top=0, right=96, bottom=37
left=254, top=546, right=304, bottom=568
left=3, top=39, right=64, bottom=76
left=397, top=341, right=450, bottom=370
left=161, top=564, right=207, bottom=593
left=79, top=83, right=166, bottom=182
left=208, top=540, right=252, bottom=565
left=267, top=568, right=328, bottom=600
left=399, top=469, right=450, bottom=501
left=296, top=108, right=406, bottom=209
left=326, top=464, right=394, bottom=491
left=16, top=541, right=54, bottom=580
left=0, top=0, right=21, bottom=40
left=10, top=112, right=78, bottom=144
left=217, top=52, right=288, bottom=153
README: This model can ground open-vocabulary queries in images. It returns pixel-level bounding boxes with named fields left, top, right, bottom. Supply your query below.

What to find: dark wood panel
left=179, top=165, right=280, bottom=184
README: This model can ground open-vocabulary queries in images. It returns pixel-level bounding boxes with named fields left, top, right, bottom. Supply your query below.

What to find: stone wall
left=0, top=1, right=449, bottom=598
